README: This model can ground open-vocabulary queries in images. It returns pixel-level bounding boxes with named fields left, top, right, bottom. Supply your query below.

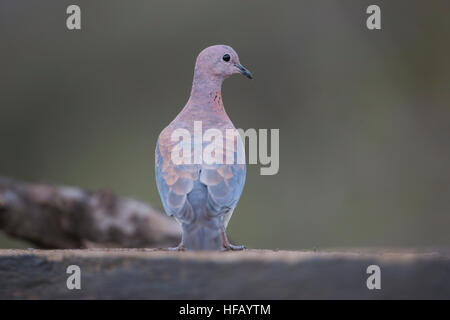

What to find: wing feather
left=155, top=125, right=246, bottom=222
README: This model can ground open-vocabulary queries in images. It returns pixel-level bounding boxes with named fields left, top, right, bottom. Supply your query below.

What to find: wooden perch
left=1, top=249, right=450, bottom=299
left=0, top=177, right=181, bottom=249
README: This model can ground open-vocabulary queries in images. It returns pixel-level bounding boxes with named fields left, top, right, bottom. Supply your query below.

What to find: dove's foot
left=221, top=228, right=246, bottom=251
left=223, top=243, right=246, bottom=251
left=168, top=242, right=185, bottom=251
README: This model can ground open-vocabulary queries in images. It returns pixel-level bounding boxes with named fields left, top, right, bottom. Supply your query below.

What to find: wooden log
left=0, top=248, right=449, bottom=299
left=0, top=177, right=181, bottom=249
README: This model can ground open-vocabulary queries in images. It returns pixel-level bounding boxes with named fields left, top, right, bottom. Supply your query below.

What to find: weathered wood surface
left=0, top=177, right=181, bottom=248
left=0, top=249, right=449, bottom=299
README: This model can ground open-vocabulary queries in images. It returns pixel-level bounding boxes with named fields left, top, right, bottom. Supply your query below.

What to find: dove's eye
left=222, top=54, right=231, bottom=62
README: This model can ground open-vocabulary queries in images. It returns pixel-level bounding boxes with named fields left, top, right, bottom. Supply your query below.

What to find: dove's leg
left=220, top=225, right=245, bottom=251
left=168, top=233, right=185, bottom=251
left=168, top=243, right=185, bottom=251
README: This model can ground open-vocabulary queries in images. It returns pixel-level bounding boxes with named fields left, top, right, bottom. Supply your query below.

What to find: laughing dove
left=155, top=45, right=253, bottom=250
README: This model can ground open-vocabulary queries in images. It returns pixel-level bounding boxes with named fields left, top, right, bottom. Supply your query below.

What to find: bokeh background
left=1, top=0, right=449, bottom=250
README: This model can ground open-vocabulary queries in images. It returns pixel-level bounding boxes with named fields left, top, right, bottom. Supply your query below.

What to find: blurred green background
left=1, top=0, right=449, bottom=250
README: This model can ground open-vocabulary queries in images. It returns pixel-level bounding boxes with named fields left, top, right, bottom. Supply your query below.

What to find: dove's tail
left=182, top=224, right=223, bottom=250
left=179, top=181, right=224, bottom=250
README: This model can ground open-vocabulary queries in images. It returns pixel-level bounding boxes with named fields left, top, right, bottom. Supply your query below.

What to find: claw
left=223, top=243, right=246, bottom=251
left=221, top=227, right=245, bottom=251
left=168, top=243, right=185, bottom=251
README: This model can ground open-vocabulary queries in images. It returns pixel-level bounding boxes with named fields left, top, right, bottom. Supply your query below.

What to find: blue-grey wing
left=155, top=138, right=199, bottom=222
left=200, top=135, right=246, bottom=216
left=201, top=163, right=246, bottom=216
left=156, top=131, right=246, bottom=221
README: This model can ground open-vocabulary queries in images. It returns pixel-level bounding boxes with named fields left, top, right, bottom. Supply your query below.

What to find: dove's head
left=194, top=45, right=253, bottom=81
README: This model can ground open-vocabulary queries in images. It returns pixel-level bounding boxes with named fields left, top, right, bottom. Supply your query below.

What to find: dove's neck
left=187, top=71, right=225, bottom=111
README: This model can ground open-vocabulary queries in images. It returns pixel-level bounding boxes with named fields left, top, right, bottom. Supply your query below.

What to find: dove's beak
left=236, top=64, right=253, bottom=79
